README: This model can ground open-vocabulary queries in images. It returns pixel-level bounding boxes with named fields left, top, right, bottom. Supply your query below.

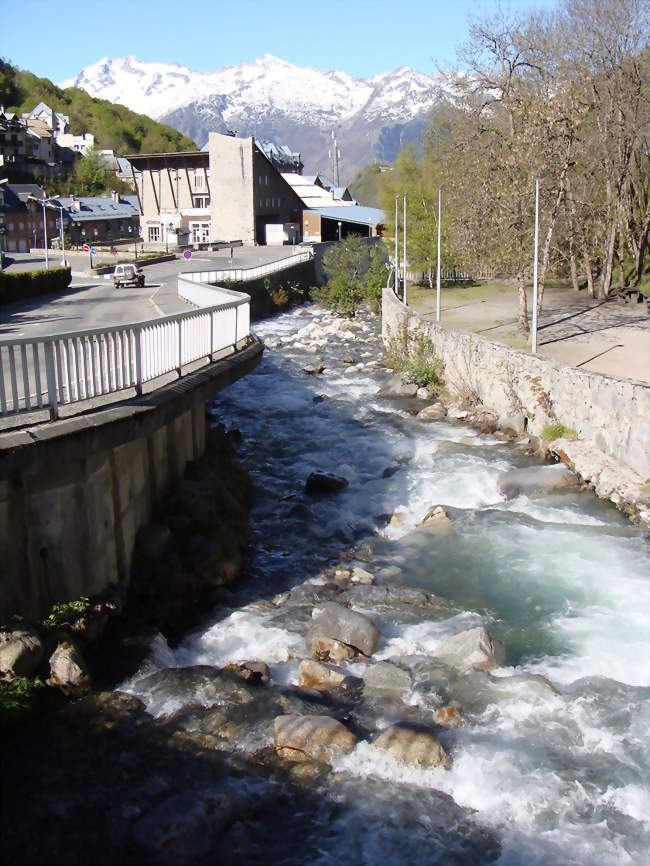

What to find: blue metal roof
left=310, top=205, right=385, bottom=226
left=53, top=195, right=140, bottom=222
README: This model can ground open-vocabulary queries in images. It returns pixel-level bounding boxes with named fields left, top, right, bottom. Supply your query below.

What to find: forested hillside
left=0, top=60, right=196, bottom=154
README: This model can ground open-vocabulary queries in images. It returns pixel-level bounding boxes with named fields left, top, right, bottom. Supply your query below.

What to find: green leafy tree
left=317, top=236, right=387, bottom=316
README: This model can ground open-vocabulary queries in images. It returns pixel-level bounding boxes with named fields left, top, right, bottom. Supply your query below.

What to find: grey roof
left=311, top=205, right=385, bottom=226
left=53, top=195, right=140, bottom=222
left=6, top=183, right=46, bottom=204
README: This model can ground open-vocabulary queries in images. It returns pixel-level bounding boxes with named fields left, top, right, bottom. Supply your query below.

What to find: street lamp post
left=532, top=172, right=547, bottom=354
left=41, top=201, right=49, bottom=269
left=337, top=220, right=342, bottom=241
left=436, top=185, right=443, bottom=322
left=394, top=196, right=399, bottom=294
left=57, top=204, right=67, bottom=268
left=403, top=193, right=407, bottom=304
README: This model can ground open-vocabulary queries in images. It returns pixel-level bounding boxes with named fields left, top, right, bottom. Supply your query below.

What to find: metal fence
left=0, top=294, right=250, bottom=421
left=178, top=249, right=313, bottom=290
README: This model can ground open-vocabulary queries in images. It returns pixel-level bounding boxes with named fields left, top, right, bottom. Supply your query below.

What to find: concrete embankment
left=382, top=287, right=650, bottom=524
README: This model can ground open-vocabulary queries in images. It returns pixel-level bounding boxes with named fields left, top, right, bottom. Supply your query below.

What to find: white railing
left=0, top=293, right=251, bottom=421
left=178, top=249, right=313, bottom=292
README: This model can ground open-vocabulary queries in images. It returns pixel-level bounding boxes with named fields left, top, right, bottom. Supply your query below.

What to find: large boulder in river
left=305, top=472, right=349, bottom=495
left=417, top=403, right=447, bottom=421
left=47, top=640, right=91, bottom=695
left=498, top=413, right=527, bottom=436
left=363, top=661, right=412, bottom=699
left=377, top=375, right=418, bottom=398
left=306, top=602, right=380, bottom=658
left=274, top=714, right=357, bottom=764
left=373, top=722, right=451, bottom=769
left=421, top=505, right=452, bottom=534
left=497, top=464, right=574, bottom=499
left=431, top=627, right=506, bottom=672
left=0, top=626, right=43, bottom=677
left=298, top=659, right=347, bottom=691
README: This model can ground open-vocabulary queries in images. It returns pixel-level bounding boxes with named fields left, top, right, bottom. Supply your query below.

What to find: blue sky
left=2, top=0, right=560, bottom=82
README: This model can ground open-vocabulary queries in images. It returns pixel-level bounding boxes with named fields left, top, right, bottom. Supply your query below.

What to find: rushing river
left=124, top=305, right=650, bottom=865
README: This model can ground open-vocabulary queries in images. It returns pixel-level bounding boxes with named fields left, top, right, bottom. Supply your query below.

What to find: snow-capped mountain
left=61, top=55, right=443, bottom=180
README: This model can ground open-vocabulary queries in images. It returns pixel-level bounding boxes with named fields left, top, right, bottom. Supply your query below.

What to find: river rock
left=363, top=662, right=412, bottom=698
left=351, top=566, right=374, bottom=585
left=308, top=636, right=357, bottom=662
left=339, top=585, right=448, bottom=611
left=434, top=704, right=465, bottom=728
left=0, top=626, right=43, bottom=677
left=223, top=661, right=270, bottom=686
left=307, top=602, right=380, bottom=657
left=417, top=403, right=447, bottom=421
left=377, top=376, right=418, bottom=398
left=447, top=406, right=469, bottom=420
left=274, top=714, right=358, bottom=764
left=299, top=659, right=347, bottom=691
left=305, top=472, right=349, bottom=494
left=343, top=355, right=358, bottom=365
left=431, top=627, right=506, bottom=672
left=372, top=722, right=451, bottom=769
left=47, top=640, right=91, bottom=696
left=497, top=464, right=574, bottom=499
left=303, top=359, right=325, bottom=375
left=422, top=505, right=452, bottom=534
left=416, top=387, right=431, bottom=400
left=499, top=413, right=527, bottom=436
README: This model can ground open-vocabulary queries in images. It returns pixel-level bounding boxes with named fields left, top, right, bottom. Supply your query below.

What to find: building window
left=148, top=225, right=161, bottom=243
left=265, top=175, right=268, bottom=186
left=194, top=174, right=204, bottom=190
left=258, top=176, right=261, bottom=185
left=265, top=198, right=269, bottom=208
left=259, top=198, right=263, bottom=208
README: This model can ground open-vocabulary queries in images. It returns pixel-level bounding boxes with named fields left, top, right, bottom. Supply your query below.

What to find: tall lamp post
left=29, top=193, right=62, bottom=270
left=403, top=193, right=407, bottom=304
left=532, top=171, right=547, bottom=354
left=394, top=195, right=399, bottom=294
left=337, top=220, right=342, bottom=241
left=436, top=185, right=444, bottom=322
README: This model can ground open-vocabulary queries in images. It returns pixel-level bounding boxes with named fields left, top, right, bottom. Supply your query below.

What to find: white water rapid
left=124, top=305, right=650, bottom=866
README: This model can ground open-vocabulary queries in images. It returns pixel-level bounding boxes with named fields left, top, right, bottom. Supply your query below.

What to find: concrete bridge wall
left=0, top=340, right=263, bottom=622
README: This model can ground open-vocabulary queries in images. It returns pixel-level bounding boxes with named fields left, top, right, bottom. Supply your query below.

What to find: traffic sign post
left=183, top=249, right=192, bottom=260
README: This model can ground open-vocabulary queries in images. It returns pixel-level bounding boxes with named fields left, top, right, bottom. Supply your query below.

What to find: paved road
left=0, top=247, right=303, bottom=339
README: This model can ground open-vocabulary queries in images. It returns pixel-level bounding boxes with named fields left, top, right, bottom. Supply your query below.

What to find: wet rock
left=298, top=659, right=347, bottom=691
left=431, top=627, right=506, bottom=672
left=447, top=406, right=469, bottom=420
left=343, top=355, right=358, bottom=364
left=307, top=602, right=380, bottom=657
left=434, top=704, right=465, bottom=728
left=133, top=790, right=231, bottom=863
left=285, top=581, right=344, bottom=607
left=421, top=505, right=453, bottom=534
left=303, top=358, right=325, bottom=375
left=351, top=566, right=374, bottom=585
left=416, top=387, right=431, bottom=400
left=308, top=636, right=357, bottom=662
left=390, top=510, right=408, bottom=528
left=224, top=661, right=270, bottom=686
left=499, top=413, right=527, bottom=436
left=334, top=569, right=351, bottom=583
left=377, top=376, right=418, bottom=398
left=363, top=662, right=412, bottom=698
left=339, top=584, right=449, bottom=611
left=47, top=640, right=91, bottom=696
left=135, top=666, right=257, bottom=717
left=417, top=403, right=447, bottom=421
left=274, top=714, right=357, bottom=764
left=382, top=464, right=402, bottom=479
left=313, top=394, right=327, bottom=404
left=487, top=672, right=559, bottom=698
left=497, top=464, right=575, bottom=499
left=372, top=722, right=451, bottom=769
left=0, top=626, right=43, bottom=677
left=305, top=472, right=349, bottom=495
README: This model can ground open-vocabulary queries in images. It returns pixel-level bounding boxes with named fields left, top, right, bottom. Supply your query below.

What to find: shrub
left=40, top=596, right=90, bottom=630
left=384, top=325, right=445, bottom=394
left=0, top=676, right=43, bottom=727
left=0, top=266, right=72, bottom=305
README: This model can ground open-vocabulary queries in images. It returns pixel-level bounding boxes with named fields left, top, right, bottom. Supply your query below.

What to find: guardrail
left=0, top=293, right=250, bottom=421
left=178, top=249, right=313, bottom=292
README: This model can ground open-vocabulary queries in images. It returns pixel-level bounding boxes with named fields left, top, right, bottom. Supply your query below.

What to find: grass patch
left=542, top=422, right=577, bottom=442
left=0, top=676, right=43, bottom=727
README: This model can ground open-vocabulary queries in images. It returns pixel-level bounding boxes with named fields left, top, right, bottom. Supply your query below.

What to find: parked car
left=113, top=264, right=145, bottom=288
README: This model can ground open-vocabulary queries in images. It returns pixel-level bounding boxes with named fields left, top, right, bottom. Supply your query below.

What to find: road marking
left=148, top=283, right=165, bottom=317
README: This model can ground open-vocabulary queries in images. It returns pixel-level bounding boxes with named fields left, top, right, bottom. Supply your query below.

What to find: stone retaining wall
left=382, top=288, right=650, bottom=481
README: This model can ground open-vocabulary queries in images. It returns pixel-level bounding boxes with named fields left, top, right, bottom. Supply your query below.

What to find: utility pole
left=532, top=172, right=547, bottom=354
left=436, top=186, right=443, bottom=322
left=329, top=130, right=341, bottom=187
left=403, top=194, right=407, bottom=304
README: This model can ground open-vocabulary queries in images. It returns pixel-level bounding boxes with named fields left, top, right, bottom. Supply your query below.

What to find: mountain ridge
left=61, top=55, right=442, bottom=181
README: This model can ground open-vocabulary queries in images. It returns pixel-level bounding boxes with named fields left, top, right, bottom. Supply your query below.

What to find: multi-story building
left=54, top=192, right=140, bottom=247
left=0, top=184, right=58, bottom=253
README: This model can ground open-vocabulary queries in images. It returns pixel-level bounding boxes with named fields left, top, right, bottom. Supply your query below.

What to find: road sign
left=82, top=243, right=90, bottom=252
left=90, top=246, right=97, bottom=255
left=183, top=249, right=192, bottom=260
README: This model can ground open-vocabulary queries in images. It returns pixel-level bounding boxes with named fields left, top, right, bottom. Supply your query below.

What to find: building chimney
left=111, top=190, right=119, bottom=203
left=70, top=194, right=81, bottom=212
